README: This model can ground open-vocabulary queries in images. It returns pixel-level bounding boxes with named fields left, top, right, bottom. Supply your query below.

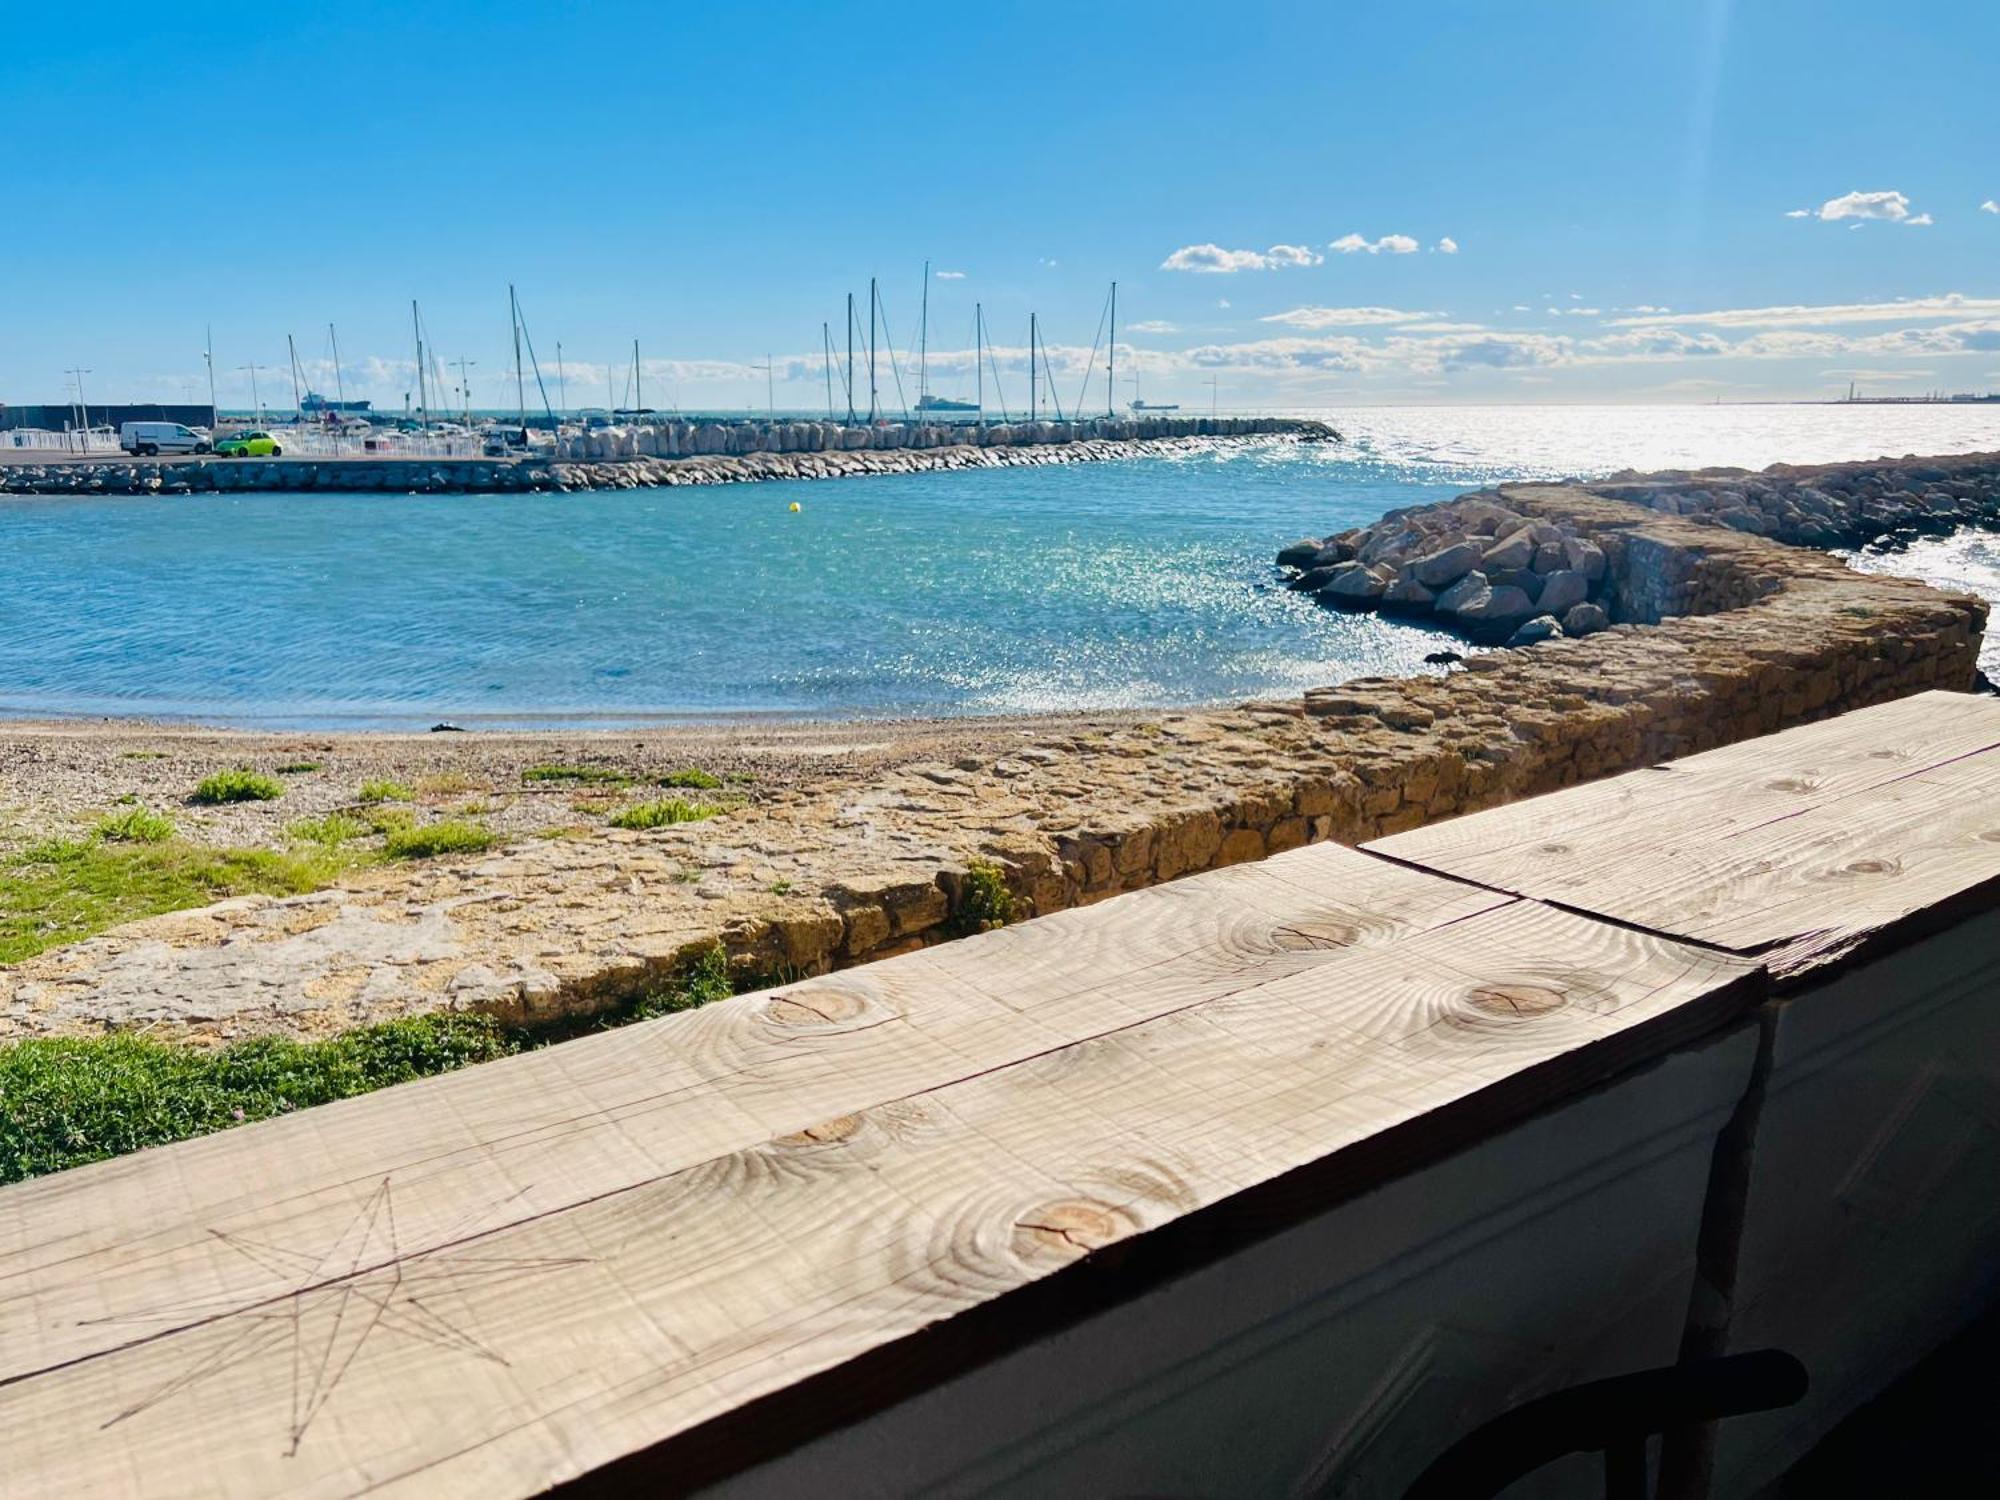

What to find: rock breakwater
left=0, top=415, right=1332, bottom=497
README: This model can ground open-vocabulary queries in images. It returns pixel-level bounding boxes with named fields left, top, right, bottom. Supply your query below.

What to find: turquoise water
left=5, top=404, right=1995, bottom=727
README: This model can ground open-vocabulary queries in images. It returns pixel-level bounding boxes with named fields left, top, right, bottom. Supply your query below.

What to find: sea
left=4, top=405, right=1995, bottom=729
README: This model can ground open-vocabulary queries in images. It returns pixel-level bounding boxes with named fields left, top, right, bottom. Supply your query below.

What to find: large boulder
left=1535, top=569, right=1589, bottom=615
left=1562, top=537, right=1607, bottom=580
left=1453, top=584, right=1537, bottom=624
left=1562, top=602, right=1610, bottom=636
left=1434, top=571, right=1490, bottom=614
left=1383, top=575, right=1436, bottom=608
left=1412, top=540, right=1483, bottom=589
left=1277, top=538, right=1324, bottom=568
left=1480, top=530, right=1536, bottom=572
left=1322, top=567, right=1387, bottom=604
left=1506, top=615, right=1564, bottom=647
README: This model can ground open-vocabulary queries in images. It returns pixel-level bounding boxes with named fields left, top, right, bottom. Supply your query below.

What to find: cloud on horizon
left=1329, top=232, right=1420, bottom=255
left=1160, top=242, right=1323, bottom=273
left=1787, top=189, right=1933, bottom=226
left=1259, top=305, right=1439, bottom=329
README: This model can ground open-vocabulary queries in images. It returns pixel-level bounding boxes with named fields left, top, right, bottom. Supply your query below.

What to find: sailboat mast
left=919, top=258, right=929, bottom=417
left=867, top=276, right=878, bottom=422
left=412, top=301, right=429, bottom=435
left=329, top=322, right=347, bottom=414
left=286, top=333, right=302, bottom=420
left=975, top=302, right=983, bottom=425
left=511, top=285, right=527, bottom=434
left=1107, top=282, right=1116, bottom=419
left=822, top=323, right=834, bottom=419
left=1030, top=313, right=1038, bottom=422
left=204, top=326, right=218, bottom=431
left=633, top=339, right=642, bottom=416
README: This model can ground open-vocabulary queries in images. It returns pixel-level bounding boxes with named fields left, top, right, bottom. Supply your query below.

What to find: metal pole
left=512, top=285, right=527, bottom=436
left=919, top=258, right=929, bottom=419
left=1030, top=314, right=1038, bottom=422
left=287, top=333, right=303, bottom=421
left=868, top=276, right=878, bottom=422
left=822, top=322, right=834, bottom=419
left=556, top=341, right=567, bottom=425
left=633, top=339, right=642, bottom=416
left=412, top=301, right=429, bottom=435
left=1108, top=282, right=1116, bottom=420
left=846, top=293, right=855, bottom=425
left=330, top=322, right=347, bottom=414
left=204, top=330, right=217, bottom=431
left=975, top=302, right=983, bottom=426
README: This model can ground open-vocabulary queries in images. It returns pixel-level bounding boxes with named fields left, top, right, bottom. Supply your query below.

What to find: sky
left=3, top=0, right=1997, bottom=412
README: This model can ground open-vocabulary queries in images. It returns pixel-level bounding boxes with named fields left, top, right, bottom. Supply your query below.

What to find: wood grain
left=1367, top=690, right=2000, bottom=973
left=0, top=899, right=1758, bottom=1498
left=0, top=844, right=1499, bottom=1383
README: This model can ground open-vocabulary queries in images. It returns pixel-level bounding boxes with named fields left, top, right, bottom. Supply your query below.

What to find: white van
left=119, top=421, right=211, bottom=457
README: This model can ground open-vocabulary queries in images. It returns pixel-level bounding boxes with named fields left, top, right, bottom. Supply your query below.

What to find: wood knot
left=1466, top=983, right=1567, bottom=1017
left=1013, top=1200, right=1128, bottom=1260
left=1271, top=921, right=1360, bottom=952
left=1538, top=842, right=1572, bottom=855
left=775, top=1113, right=862, bottom=1147
left=1981, top=830, right=2000, bottom=844
left=764, top=987, right=868, bottom=1027
left=1840, top=857, right=1900, bottom=876
left=1764, top=775, right=1819, bottom=793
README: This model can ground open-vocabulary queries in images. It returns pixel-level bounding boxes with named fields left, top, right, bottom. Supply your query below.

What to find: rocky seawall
left=1276, top=451, right=2000, bottom=649
left=0, top=415, right=1332, bottom=497
left=4, top=460, right=1986, bottom=1040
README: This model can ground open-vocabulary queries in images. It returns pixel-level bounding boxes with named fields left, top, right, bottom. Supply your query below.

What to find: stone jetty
left=0, top=414, right=1333, bottom=497
left=1278, top=450, right=2000, bottom=648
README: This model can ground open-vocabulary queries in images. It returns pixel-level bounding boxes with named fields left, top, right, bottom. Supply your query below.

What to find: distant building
left=0, top=403, right=216, bottom=432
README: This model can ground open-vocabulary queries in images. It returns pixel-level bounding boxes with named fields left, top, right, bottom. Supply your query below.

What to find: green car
left=214, top=430, right=283, bottom=457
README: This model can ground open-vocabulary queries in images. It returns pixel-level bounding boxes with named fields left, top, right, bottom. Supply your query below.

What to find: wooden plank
left=1366, top=691, right=2000, bottom=973
left=0, top=899, right=1759, bottom=1498
left=0, top=845, right=1502, bottom=1386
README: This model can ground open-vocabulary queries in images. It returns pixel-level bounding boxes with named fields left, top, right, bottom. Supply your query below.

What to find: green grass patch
left=287, top=812, right=373, bottom=847
left=275, top=761, right=322, bottom=775
left=0, top=1014, right=521, bottom=1184
left=416, top=771, right=481, bottom=797
left=93, top=807, right=176, bottom=844
left=0, top=944, right=756, bottom=1184
left=522, top=763, right=632, bottom=787
left=657, top=768, right=724, bottom=790
left=0, top=838, right=361, bottom=965
left=190, top=769, right=285, bottom=805
left=119, top=750, right=169, bottom=761
left=608, top=798, right=718, bottom=831
left=382, top=820, right=496, bottom=860
left=357, top=779, right=413, bottom=804
left=949, top=861, right=1017, bottom=937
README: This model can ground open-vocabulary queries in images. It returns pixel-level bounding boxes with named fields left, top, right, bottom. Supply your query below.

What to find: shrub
left=522, top=763, right=630, bottom=786
left=287, top=812, right=372, bottom=847
left=950, top=861, right=1016, bottom=936
left=658, top=768, right=723, bottom=790
left=628, top=944, right=733, bottom=1021
left=93, top=807, right=176, bottom=844
left=357, top=779, right=413, bottom=804
left=382, top=820, right=496, bottom=860
left=191, top=770, right=285, bottom=805
left=608, top=798, right=717, bottom=830
left=275, top=761, right=322, bottom=775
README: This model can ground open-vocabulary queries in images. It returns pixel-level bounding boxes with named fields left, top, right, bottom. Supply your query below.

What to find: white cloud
left=1328, top=232, right=1420, bottom=255
left=1795, top=189, right=1932, bottom=226
left=1216, top=299, right=1231, bottom=309
left=1258, top=305, right=1438, bottom=329
left=1126, top=319, right=1179, bottom=334
left=935, top=269, right=965, bottom=280
left=1562, top=307, right=1603, bottom=317
left=1610, top=293, right=2000, bottom=329
left=1435, top=237, right=1459, bottom=254
left=1159, top=242, right=1321, bottom=273
left=1984, top=200, right=1999, bottom=214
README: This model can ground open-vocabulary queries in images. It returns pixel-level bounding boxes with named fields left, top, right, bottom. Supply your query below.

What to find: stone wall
left=4, top=466, right=1987, bottom=1040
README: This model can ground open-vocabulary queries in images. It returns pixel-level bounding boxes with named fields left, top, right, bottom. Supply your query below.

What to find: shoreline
left=1, top=448, right=1992, bottom=1049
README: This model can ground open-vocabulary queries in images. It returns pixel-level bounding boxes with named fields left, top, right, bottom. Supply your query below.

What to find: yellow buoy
left=789, top=501, right=801, bottom=513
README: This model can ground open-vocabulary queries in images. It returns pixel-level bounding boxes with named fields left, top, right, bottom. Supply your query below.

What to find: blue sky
left=4, top=0, right=1996, bottom=411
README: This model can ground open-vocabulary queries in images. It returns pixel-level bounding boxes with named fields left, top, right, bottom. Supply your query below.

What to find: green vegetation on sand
left=382, top=819, right=497, bottom=859
left=522, top=763, right=633, bottom=786
left=608, top=798, right=718, bottom=830
left=0, top=944, right=744, bottom=1184
left=191, top=769, right=285, bottom=804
